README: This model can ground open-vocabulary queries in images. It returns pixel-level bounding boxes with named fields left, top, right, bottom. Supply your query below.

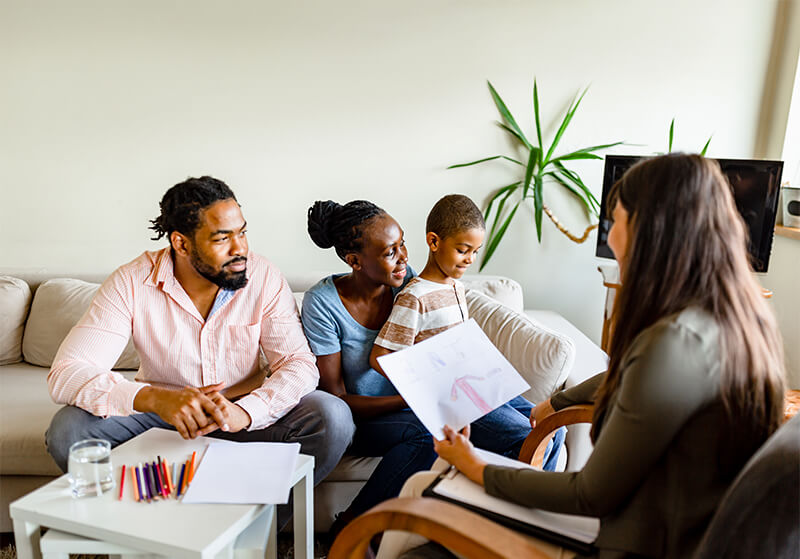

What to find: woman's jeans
left=471, top=395, right=565, bottom=471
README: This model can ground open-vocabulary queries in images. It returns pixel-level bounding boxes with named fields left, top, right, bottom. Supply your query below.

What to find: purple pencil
left=134, top=464, right=144, bottom=502
left=143, top=463, right=153, bottom=501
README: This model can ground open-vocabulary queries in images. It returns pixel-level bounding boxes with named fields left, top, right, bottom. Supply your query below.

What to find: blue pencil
left=177, top=462, right=186, bottom=497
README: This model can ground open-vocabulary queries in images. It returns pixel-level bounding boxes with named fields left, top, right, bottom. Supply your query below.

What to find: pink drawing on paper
left=450, top=375, right=492, bottom=415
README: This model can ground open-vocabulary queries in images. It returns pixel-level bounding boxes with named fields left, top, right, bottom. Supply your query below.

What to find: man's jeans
left=45, top=390, right=355, bottom=486
left=471, top=395, right=565, bottom=471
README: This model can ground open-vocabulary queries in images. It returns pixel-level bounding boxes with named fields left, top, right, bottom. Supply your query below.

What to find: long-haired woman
left=408, top=153, right=786, bottom=559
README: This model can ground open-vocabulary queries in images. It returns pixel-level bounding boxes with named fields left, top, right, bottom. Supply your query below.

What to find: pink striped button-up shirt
left=48, top=248, right=319, bottom=430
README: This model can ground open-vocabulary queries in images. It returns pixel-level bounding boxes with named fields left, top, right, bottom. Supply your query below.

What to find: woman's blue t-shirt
left=301, top=269, right=415, bottom=397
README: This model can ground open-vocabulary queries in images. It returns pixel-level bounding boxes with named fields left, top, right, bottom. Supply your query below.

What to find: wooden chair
left=329, top=409, right=800, bottom=559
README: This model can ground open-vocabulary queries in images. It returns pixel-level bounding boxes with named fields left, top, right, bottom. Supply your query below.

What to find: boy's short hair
left=426, top=194, right=485, bottom=238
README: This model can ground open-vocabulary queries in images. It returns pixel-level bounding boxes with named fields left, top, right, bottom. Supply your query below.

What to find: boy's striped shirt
left=375, top=277, right=468, bottom=351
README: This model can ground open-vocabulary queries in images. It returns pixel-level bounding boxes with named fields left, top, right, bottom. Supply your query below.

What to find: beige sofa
left=0, top=269, right=599, bottom=533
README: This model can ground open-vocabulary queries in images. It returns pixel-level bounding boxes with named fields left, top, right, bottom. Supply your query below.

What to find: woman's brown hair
left=593, top=153, right=785, bottom=444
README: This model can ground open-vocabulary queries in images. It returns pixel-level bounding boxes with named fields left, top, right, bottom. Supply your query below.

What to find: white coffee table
left=10, top=428, right=315, bottom=559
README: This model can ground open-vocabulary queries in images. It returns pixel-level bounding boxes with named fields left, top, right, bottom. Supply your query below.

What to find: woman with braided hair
left=302, top=200, right=436, bottom=541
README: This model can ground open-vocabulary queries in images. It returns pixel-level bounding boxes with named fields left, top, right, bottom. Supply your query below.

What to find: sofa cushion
left=461, top=275, right=523, bottom=313
left=0, top=364, right=64, bottom=476
left=466, top=290, right=575, bottom=402
left=22, top=279, right=139, bottom=370
left=0, top=276, right=32, bottom=365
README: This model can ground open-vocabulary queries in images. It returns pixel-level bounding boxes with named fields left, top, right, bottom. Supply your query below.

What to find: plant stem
left=542, top=205, right=598, bottom=243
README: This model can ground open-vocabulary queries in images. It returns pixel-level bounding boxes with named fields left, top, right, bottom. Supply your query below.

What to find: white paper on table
left=377, top=318, right=530, bottom=438
left=181, top=440, right=300, bottom=504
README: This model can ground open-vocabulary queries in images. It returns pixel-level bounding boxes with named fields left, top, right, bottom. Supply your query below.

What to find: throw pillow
left=466, top=290, right=575, bottom=402
left=0, top=276, right=32, bottom=365
left=22, top=278, right=140, bottom=369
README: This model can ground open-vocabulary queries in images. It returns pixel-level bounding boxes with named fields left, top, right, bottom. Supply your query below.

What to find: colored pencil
left=157, top=456, right=166, bottom=496
left=152, top=461, right=164, bottom=498
left=138, top=462, right=149, bottom=502
left=148, top=463, right=160, bottom=500
left=176, top=462, right=186, bottom=497
left=162, top=458, right=173, bottom=495
left=188, top=451, right=197, bottom=483
left=182, top=459, right=190, bottom=493
left=144, top=463, right=154, bottom=501
left=131, top=465, right=140, bottom=502
left=118, top=464, right=126, bottom=500
left=172, top=463, right=178, bottom=494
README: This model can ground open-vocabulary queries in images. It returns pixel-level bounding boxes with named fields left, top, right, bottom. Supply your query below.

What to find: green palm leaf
left=533, top=80, right=544, bottom=164
left=481, top=201, right=521, bottom=271
left=447, top=155, right=524, bottom=169
left=522, top=148, right=538, bottom=198
left=544, top=87, right=588, bottom=164
left=668, top=118, right=675, bottom=152
left=484, top=181, right=521, bottom=224
left=700, top=135, right=712, bottom=156
left=488, top=81, right=531, bottom=150
left=533, top=175, right=544, bottom=241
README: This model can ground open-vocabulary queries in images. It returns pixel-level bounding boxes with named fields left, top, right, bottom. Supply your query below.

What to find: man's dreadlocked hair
left=149, top=176, right=237, bottom=241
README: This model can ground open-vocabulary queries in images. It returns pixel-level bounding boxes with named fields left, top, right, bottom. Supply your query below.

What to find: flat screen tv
left=595, top=155, right=783, bottom=272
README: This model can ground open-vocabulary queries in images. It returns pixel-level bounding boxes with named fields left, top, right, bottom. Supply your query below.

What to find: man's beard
left=190, top=248, right=248, bottom=291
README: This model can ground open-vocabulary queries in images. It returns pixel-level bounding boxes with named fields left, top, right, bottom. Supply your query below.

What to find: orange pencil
left=188, top=451, right=197, bottom=483
left=162, top=458, right=173, bottom=494
left=131, top=465, right=140, bottom=502
left=118, top=464, right=126, bottom=500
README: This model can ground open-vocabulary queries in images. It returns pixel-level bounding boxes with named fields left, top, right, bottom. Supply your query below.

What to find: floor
left=0, top=533, right=332, bottom=559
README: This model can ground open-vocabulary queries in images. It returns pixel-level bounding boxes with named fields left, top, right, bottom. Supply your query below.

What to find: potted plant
left=449, top=80, right=622, bottom=270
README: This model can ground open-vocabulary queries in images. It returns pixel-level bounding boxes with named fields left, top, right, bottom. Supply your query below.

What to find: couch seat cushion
left=0, top=276, right=32, bottom=365
left=22, top=278, right=139, bottom=369
left=0, top=364, right=63, bottom=476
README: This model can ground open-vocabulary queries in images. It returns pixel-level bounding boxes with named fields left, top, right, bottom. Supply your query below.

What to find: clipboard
left=423, top=472, right=598, bottom=555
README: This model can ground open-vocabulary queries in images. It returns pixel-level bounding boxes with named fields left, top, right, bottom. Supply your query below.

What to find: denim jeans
left=346, top=409, right=439, bottom=518
left=45, top=390, right=355, bottom=485
left=470, top=395, right=565, bottom=471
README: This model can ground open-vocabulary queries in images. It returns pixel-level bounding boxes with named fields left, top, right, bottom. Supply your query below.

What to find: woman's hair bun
left=307, top=200, right=341, bottom=249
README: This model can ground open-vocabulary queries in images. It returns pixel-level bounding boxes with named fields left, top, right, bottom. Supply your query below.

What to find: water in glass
left=68, top=439, right=114, bottom=498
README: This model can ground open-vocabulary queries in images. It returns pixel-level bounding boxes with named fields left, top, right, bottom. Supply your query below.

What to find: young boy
left=369, top=194, right=564, bottom=469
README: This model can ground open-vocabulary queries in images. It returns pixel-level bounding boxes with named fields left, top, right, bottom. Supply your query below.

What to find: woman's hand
left=434, top=424, right=487, bottom=486
left=530, top=397, right=555, bottom=429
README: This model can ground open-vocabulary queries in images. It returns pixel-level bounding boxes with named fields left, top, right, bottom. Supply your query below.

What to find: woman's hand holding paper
left=434, top=424, right=487, bottom=486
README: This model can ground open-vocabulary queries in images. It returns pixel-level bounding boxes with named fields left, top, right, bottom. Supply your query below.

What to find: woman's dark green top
left=483, top=307, right=765, bottom=559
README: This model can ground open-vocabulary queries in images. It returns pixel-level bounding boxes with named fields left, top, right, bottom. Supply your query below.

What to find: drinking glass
left=67, top=439, right=114, bottom=498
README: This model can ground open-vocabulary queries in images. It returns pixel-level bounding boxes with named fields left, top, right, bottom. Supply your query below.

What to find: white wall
left=2, top=0, right=797, bottom=381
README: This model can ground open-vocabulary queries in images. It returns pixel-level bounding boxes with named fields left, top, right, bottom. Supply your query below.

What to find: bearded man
left=46, top=176, right=354, bottom=488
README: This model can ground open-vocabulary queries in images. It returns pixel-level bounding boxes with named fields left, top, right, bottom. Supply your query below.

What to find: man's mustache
left=223, top=257, right=247, bottom=268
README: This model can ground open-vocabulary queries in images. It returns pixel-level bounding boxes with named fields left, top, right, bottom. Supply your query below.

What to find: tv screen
left=595, top=155, right=783, bottom=273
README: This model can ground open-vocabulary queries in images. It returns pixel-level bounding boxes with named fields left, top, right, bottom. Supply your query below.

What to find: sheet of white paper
left=181, top=440, right=300, bottom=504
left=433, top=449, right=599, bottom=544
left=377, top=319, right=530, bottom=438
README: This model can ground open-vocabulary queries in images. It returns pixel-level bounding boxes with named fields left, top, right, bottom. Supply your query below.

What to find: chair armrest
left=519, top=404, right=594, bottom=465
left=328, top=497, right=553, bottom=559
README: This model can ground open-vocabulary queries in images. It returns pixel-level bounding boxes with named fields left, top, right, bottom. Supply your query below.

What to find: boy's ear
left=344, top=252, right=361, bottom=271
left=426, top=232, right=440, bottom=252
